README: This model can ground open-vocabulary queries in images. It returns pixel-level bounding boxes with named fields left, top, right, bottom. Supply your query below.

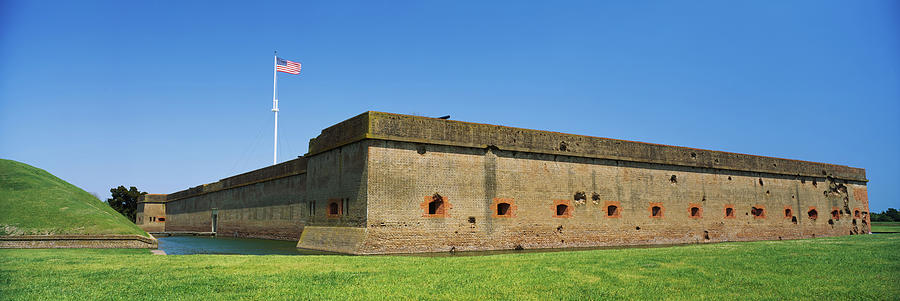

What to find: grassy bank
left=0, top=159, right=146, bottom=236
left=872, top=222, right=900, bottom=233
left=1, top=234, right=897, bottom=300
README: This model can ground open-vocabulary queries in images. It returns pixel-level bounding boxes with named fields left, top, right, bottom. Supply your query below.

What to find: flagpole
left=272, top=51, right=279, bottom=165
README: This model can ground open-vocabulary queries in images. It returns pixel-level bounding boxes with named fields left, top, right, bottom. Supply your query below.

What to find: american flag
left=276, top=57, right=301, bottom=74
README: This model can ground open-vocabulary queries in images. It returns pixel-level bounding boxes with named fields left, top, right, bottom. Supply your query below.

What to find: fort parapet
left=146, top=111, right=870, bottom=254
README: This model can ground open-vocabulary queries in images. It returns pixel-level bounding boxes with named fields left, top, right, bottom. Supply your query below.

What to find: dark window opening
left=158, top=217, right=165, bottom=222
left=854, top=210, right=860, bottom=218
left=652, top=206, right=662, bottom=217
left=497, top=203, right=511, bottom=216
left=607, top=205, right=618, bottom=217
left=468, top=216, right=476, bottom=224
left=670, top=175, right=677, bottom=183
left=831, top=210, right=839, bottom=220
left=758, top=178, right=764, bottom=186
left=428, top=200, right=444, bottom=215
left=426, top=193, right=446, bottom=216
left=690, top=207, right=700, bottom=217
left=751, top=207, right=764, bottom=217
left=329, top=202, right=340, bottom=215
left=308, top=201, right=315, bottom=216
left=808, top=209, right=818, bottom=220
left=791, top=216, right=798, bottom=224
left=784, top=209, right=792, bottom=218
left=556, top=204, right=569, bottom=216
left=725, top=207, right=734, bottom=217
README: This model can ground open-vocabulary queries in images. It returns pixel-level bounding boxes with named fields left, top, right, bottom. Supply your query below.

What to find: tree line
left=870, top=208, right=900, bottom=222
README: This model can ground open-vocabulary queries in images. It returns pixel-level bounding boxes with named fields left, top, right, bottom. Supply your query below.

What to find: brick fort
left=137, top=111, right=870, bottom=254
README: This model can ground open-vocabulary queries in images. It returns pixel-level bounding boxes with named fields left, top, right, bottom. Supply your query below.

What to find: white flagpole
left=272, top=52, right=279, bottom=165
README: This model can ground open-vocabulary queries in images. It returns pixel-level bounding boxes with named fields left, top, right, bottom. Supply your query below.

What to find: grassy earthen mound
left=0, top=159, right=147, bottom=237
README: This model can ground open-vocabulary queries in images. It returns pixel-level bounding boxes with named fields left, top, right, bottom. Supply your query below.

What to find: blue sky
left=1, top=1, right=898, bottom=211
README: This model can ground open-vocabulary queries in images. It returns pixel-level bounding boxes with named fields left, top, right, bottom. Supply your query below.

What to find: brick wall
left=163, top=142, right=368, bottom=242
left=136, top=202, right=166, bottom=232
left=159, top=112, right=869, bottom=254
left=165, top=173, right=307, bottom=240
left=353, top=140, right=869, bottom=254
left=296, top=141, right=370, bottom=250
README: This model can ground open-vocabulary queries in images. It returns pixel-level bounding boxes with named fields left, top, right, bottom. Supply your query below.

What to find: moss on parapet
left=309, top=111, right=866, bottom=182
left=139, top=194, right=168, bottom=204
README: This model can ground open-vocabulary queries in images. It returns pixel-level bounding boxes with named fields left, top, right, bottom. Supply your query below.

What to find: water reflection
left=156, top=236, right=338, bottom=255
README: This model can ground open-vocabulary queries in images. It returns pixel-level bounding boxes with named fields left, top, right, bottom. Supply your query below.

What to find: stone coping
left=0, top=234, right=158, bottom=249
left=308, top=111, right=866, bottom=182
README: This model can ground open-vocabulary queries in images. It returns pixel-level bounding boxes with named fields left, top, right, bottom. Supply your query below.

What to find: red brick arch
left=421, top=194, right=452, bottom=217
left=604, top=201, right=621, bottom=218
left=649, top=202, right=664, bottom=218
left=688, top=203, right=703, bottom=219
left=491, top=198, right=517, bottom=218
left=552, top=200, right=572, bottom=218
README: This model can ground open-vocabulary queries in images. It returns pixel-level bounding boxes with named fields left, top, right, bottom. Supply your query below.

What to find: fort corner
left=136, top=194, right=167, bottom=233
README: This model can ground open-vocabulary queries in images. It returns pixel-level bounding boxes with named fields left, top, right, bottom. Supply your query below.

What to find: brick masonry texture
left=359, top=141, right=868, bottom=254
left=151, top=112, right=869, bottom=254
left=164, top=173, right=307, bottom=241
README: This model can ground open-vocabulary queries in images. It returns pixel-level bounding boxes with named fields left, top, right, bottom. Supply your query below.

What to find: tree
left=886, top=208, right=900, bottom=222
left=106, top=186, right=146, bottom=223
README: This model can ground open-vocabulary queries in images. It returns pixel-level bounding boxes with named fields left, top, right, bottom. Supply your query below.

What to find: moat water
left=156, top=235, right=858, bottom=256
left=156, top=236, right=337, bottom=255
left=156, top=235, right=701, bottom=256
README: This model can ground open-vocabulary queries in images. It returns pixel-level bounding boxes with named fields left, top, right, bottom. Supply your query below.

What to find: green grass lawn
left=1, top=234, right=897, bottom=300
left=872, top=222, right=900, bottom=233
left=0, top=159, right=147, bottom=236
